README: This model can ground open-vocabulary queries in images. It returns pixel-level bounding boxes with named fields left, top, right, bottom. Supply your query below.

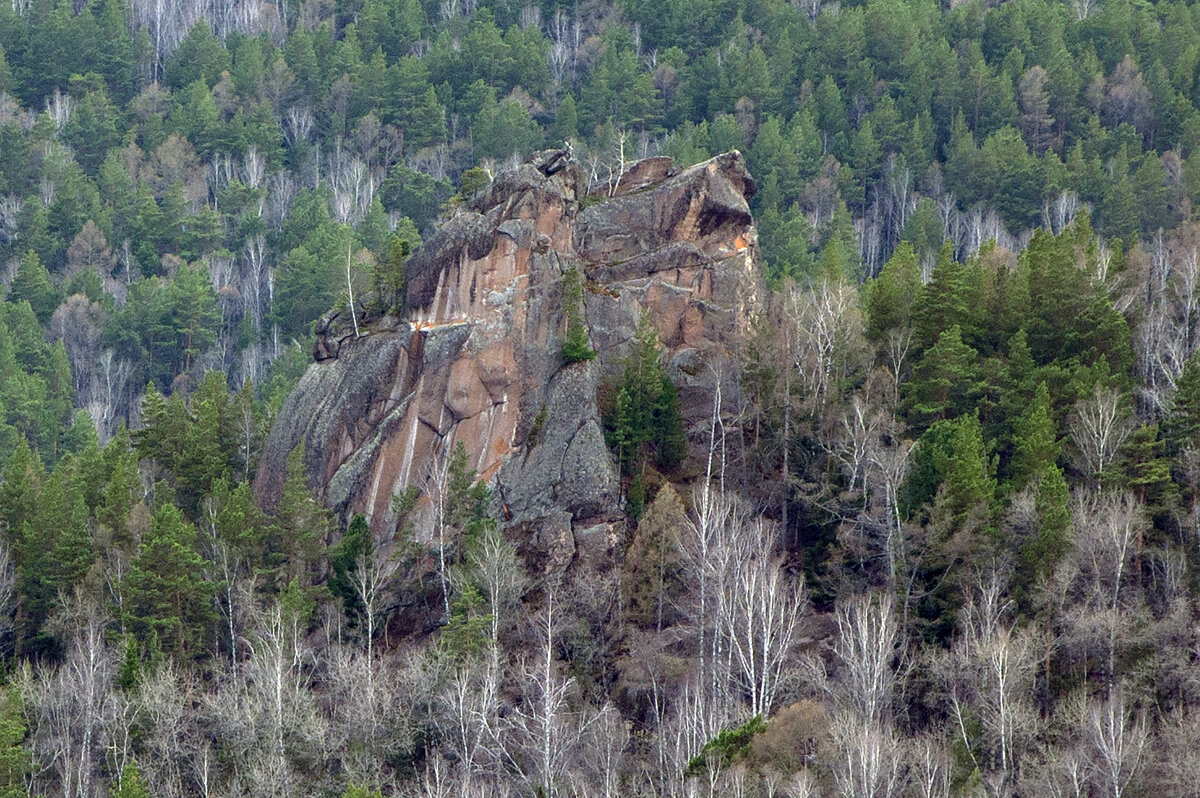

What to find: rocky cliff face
left=255, top=150, right=761, bottom=565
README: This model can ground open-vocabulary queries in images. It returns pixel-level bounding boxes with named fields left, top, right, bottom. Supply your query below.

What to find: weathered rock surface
left=255, top=149, right=761, bottom=564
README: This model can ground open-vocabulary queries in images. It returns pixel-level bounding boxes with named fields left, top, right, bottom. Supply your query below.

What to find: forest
left=3, top=0, right=1200, bottom=794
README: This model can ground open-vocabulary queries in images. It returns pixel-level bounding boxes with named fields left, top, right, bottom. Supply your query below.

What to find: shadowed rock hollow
left=255, top=149, right=762, bottom=568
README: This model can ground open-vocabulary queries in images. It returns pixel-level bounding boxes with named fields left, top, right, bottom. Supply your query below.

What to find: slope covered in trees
left=3, top=0, right=1200, bottom=795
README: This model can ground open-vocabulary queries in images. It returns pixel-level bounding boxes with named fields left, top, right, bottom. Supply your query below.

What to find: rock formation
left=255, top=149, right=761, bottom=567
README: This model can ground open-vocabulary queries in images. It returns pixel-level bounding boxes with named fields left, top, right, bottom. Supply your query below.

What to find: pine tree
left=126, top=503, right=213, bottom=654
left=1009, top=383, right=1060, bottom=491
left=7, top=252, right=58, bottom=325
left=0, top=685, right=29, bottom=798
left=271, top=443, right=330, bottom=588
left=865, top=241, right=921, bottom=340
left=902, top=325, right=982, bottom=430
left=560, top=267, right=595, bottom=365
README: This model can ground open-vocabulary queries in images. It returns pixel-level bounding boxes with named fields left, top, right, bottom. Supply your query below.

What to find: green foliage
left=902, top=325, right=982, bottom=431
left=1008, top=383, right=1060, bottom=491
left=271, top=443, right=331, bottom=589
left=1165, top=350, right=1200, bottom=453
left=606, top=314, right=687, bottom=484
left=560, top=267, right=595, bottom=365
left=685, top=715, right=767, bottom=777
left=373, top=235, right=410, bottom=314
left=112, top=762, right=150, bottom=798
left=865, top=241, right=921, bottom=340
left=443, top=440, right=491, bottom=537
left=8, top=252, right=58, bottom=324
left=438, top=581, right=491, bottom=660
left=125, top=502, right=214, bottom=655
left=0, top=685, right=29, bottom=798
left=1021, top=464, right=1070, bottom=583
left=903, top=415, right=996, bottom=523
left=329, top=513, right=371, bottom=623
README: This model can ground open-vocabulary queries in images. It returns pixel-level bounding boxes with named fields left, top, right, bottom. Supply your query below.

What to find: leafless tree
left=831, top=714, right=905, bottom=798
left=832, top=592, right=899, bottom=727
left=720, top=516, right=806, bottom=718
left=943, top=569, right=1039, bottom=790
left=1088, top=689, right=1147, bottom=798
left=422, top=449, right=454, bottom=623
left=323, top=644, right=415, bottom=791
left=1069, top=388, right=1134, bottom=488
left=789, top=279, right=864, bottom=412
left=28, top=600, right=116, bottom=798
left=456, top=524, right=528, bottom=655
left=1067, top=491, right=1143, bottom=694
left=1043, top=191, right=1082, bottom=235
left=908, top=736, right=952, bottom=798
left=505, top=589, right=596, bottom=797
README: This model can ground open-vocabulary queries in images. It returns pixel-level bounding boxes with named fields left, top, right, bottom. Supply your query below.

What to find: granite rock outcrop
left=255, top=149, right=761, bottom=563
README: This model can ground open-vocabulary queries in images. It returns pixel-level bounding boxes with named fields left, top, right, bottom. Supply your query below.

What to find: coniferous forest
left=7, top=0, right=1200, bottom=794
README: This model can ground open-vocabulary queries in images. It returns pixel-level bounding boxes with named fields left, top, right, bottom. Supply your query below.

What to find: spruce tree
left=271, top=443, right=331, bottom=588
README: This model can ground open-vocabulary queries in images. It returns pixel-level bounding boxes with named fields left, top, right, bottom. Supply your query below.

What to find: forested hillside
left=4, top=0, right=1200, bottom=795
